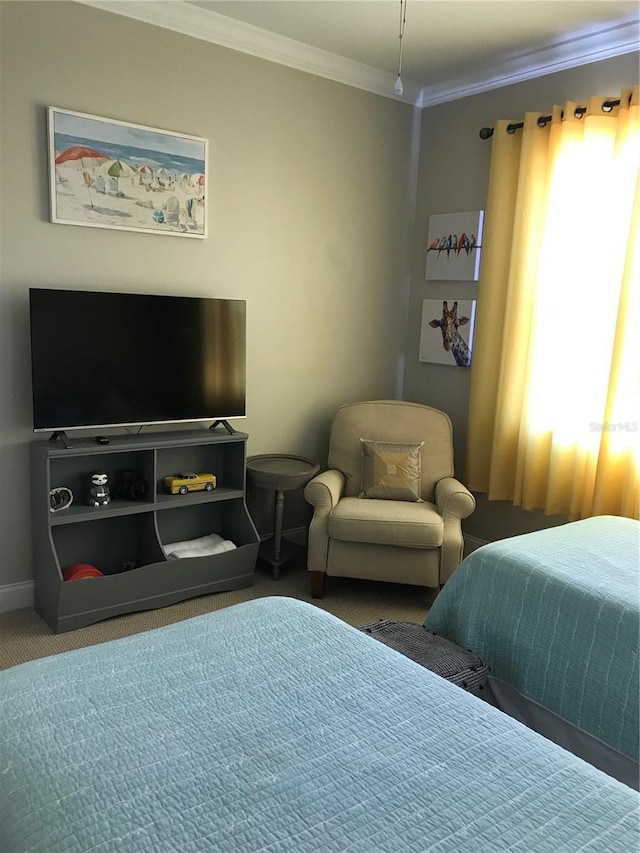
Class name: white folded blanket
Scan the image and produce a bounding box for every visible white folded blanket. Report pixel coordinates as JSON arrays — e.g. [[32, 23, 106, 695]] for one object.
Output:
[[164, 533, 237, 560]]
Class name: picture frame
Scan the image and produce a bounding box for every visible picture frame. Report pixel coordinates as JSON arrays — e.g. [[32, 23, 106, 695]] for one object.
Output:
[[419, 298, 477, 367], [48, 107, 208, 238], [425, 210, 484, 281]]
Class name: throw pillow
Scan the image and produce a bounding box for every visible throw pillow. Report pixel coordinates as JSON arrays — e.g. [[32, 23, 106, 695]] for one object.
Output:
[[360, 439, 424, 501]]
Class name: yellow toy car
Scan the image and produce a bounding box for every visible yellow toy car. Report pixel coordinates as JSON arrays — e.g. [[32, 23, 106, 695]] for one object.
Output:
[[163, 472, 217, 495]]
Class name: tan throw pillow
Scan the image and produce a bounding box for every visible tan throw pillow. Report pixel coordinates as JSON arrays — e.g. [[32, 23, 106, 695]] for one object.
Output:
[[360, 439, 424, 501]]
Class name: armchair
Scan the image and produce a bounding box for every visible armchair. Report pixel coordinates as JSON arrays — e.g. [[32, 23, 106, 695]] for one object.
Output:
[[304, 400, 475, 598]]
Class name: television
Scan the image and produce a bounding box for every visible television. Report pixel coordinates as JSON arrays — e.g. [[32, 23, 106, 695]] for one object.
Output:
[[29, 288, 246, 433]]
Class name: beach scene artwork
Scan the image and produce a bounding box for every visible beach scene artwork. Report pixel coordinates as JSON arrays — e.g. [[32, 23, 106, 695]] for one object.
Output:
[[48, 107, 208, 238]]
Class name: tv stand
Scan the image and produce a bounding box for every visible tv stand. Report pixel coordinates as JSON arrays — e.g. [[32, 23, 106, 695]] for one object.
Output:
[[49, 431, 74, 449], [31, 429, 259, 632], [210, 420, 236, 435]]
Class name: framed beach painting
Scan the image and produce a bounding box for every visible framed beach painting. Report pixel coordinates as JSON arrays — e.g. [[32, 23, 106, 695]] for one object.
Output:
[[425, 210, 484, 281], [419, 298, 477, 367], [48, 107, 208, 238]]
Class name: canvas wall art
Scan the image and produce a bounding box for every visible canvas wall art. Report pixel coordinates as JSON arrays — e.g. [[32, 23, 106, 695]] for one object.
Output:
[[48, 107, 208, 238], [419, 299, 477, 367], [425, 210, 484, 281]]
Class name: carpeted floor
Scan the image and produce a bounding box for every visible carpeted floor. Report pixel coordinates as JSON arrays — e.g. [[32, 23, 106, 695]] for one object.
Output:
[[0, 554, 437, 670]]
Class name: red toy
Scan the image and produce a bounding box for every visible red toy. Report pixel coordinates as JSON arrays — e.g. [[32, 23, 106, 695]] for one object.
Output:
[[63, 563, 105, 582]]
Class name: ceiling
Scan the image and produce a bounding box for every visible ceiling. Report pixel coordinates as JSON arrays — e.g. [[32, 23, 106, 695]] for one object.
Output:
[[85, 1, 639, 105]]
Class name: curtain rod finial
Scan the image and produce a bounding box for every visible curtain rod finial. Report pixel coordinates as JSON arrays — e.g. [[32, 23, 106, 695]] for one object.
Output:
[[479, 127, 494, 140]]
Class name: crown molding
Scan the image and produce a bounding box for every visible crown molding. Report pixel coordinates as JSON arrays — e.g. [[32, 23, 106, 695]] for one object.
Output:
[[419, 18, 639, 107], [80, 1, 638, 109], [79, 0, 422, 105]]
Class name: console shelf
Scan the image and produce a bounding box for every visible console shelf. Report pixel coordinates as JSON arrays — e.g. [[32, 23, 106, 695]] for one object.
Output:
[[31, 429, 259, 632]]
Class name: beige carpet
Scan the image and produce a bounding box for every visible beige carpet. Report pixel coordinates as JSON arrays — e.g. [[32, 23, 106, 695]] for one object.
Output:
[[0, 557, 437, 670]]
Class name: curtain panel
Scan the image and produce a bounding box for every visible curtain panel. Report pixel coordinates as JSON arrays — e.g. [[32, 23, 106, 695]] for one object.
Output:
[[466, 86, 639, 520]]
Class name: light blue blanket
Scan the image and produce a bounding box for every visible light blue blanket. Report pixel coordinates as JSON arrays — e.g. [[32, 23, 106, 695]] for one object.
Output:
[[2, 596, 638, 852], [427, 515, 640, 765]]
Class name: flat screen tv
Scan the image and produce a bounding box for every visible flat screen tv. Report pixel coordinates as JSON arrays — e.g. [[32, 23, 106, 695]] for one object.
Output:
[[29, 288, 246, 433]]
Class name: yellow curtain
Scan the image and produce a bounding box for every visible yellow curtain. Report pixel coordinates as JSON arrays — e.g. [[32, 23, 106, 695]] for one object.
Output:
[[466, 86, 640, 520]]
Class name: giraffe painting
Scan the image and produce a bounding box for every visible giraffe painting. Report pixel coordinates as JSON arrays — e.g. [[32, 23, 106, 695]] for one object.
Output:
[[419, 299, 477, 367]]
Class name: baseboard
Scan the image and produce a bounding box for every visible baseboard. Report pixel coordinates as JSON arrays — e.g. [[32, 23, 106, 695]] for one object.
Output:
[[258, 526, 308, 547], [0, 581, 35, 613], [2, 529, 475, 614], [281, 526, 308, 546], [463, 534, 488, 558]]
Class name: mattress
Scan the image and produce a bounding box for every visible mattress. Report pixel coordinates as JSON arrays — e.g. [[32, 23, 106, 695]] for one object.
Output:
[[1, 595, 639, 852], [427, 515, 640, 784]]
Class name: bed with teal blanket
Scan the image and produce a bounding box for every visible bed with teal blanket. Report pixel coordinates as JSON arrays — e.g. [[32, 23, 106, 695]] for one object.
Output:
[[1, 596, 639, 852], [427, 515, 640, 789]]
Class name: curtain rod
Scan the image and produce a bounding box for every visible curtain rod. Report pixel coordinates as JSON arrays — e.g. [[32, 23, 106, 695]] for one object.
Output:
[[479, 98, 621, 140]]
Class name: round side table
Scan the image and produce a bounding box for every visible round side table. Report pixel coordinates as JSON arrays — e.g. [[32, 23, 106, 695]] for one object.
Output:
[[246, 454, 320, 579]]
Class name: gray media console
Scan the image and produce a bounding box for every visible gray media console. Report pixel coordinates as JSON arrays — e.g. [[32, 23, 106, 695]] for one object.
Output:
[[31, 429, 259, 632]]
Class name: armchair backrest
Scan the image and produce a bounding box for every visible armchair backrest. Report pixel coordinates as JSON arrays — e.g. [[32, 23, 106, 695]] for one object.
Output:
[[328, 400, 454, 502]]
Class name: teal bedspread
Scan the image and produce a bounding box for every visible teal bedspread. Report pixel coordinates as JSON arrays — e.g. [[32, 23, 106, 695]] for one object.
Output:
[[2, 596, 639, 852], [427, 515, 640, 764]]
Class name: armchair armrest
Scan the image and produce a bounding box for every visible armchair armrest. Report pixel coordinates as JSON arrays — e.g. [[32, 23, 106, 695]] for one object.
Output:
[[304, 469, 345, 511], [436, 478, 476, 585], [304, 469, 345, 574], [435, 477, 476, 520]]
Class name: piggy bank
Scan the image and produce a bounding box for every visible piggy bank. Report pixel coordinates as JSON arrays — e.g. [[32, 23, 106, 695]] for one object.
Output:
[[87, 472, 111, 507]]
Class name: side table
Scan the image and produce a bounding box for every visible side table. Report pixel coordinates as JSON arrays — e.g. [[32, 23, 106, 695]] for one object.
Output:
[[246, 454, 320, 579]]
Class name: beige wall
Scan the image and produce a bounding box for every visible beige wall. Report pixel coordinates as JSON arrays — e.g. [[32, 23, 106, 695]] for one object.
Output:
[[0, 1, 420, 586], [403, 51, 640, 542], [1, 3, 636, 591]]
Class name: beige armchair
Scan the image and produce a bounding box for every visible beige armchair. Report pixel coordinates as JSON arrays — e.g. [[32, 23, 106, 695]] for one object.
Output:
[[304, 400, 475, 598]]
